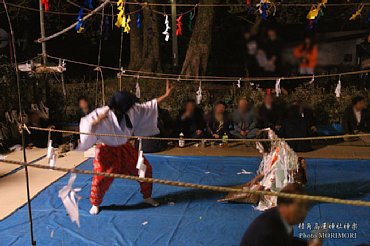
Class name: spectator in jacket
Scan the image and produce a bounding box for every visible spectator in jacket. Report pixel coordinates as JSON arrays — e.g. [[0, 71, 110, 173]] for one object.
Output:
[[342, 96, 369, 134], [294, 36, 318, 75], [78, 96, 93, 119], [231, 98, 259, 139], [206, 101, 232, 139], [27, 110, 61, 148], [280, 105, 312, 152], [240, 183, 321, 246], [258, 94, 283, 132], [176, 99, 206, 138]]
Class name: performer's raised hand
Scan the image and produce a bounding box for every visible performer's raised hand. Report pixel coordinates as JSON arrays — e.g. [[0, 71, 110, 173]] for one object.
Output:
[[165, 79, 173, 97], [157, 79, 173, 104]]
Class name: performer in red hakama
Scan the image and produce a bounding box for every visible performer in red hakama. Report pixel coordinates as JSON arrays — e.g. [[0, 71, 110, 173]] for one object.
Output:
[[77, 81, 172, 215]]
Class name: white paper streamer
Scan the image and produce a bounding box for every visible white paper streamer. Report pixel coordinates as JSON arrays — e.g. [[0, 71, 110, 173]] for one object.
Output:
[[275, 78, 281, 97], [135, 76, 141, 98], [49, 152, 57, 167], [58, 173, 82, 227], [308, 74, 315, 84], [162, 15, 170, 41], [136, 139, 146, 178], [47, 140, 53, 159], [237, 169, 253, 175], [196, 81, 202, 105], [236, 78, 241, 88], [335, 76, 341, 98]]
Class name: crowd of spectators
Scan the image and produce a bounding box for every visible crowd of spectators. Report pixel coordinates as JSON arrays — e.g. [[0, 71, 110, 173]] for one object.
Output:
[[2, 92, 365, 154], [173, 94, 369, 152]]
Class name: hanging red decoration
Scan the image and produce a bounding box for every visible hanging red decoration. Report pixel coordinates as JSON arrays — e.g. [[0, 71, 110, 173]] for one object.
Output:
[[176, 15, 183, 36], [42, 0, 49, 11]]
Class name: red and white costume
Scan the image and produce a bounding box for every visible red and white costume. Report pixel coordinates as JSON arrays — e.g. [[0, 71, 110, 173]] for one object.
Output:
[[77, 99, 159, 207]]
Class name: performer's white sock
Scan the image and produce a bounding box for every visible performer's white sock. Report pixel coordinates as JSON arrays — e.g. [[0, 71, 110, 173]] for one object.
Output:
[[89, 205, 100, 215], [143, 197, 160, 207]]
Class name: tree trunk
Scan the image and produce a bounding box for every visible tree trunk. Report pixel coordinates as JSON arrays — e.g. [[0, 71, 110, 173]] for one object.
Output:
[[128, 5, 143, 70], [140, 5, 162, 72], [181, 0, 217, 77]]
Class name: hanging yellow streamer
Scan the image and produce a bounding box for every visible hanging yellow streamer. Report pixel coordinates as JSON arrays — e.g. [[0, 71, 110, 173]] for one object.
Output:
[[349, 3, 364, 21], [115, 0, 130, 33], [306, 5, 320, 20], [124, 15, 131, 33], [306, 0, 327, 20]]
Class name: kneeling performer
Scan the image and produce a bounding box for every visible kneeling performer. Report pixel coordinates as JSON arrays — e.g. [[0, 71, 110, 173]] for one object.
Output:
[[77, 81, 172, 215]]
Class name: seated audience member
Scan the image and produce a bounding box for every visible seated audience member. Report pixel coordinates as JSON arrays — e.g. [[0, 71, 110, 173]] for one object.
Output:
[[176, 99, 206, 138], [231, 98, 259, 139], [27, 110, 61, 148], [294, 100, 317, 134], [280, 105, 312, 152], [206, 101, 232, 139], [159, 107, 176, 138], [258, 94, 283, 132], [342, 96, 369, 134], [78, 96, 93, 118], [240, 183, 321, 246]]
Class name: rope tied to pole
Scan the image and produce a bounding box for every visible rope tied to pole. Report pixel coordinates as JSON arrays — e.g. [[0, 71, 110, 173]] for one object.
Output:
[[25, 126, 370, 143]]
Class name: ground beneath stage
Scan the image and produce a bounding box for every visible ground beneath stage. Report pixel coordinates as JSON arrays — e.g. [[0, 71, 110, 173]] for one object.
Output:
[[0, 155, 369, 246]]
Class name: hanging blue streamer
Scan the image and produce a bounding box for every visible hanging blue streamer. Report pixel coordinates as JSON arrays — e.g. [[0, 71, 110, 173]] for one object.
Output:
[[136, 12, 142, 29], [261, 3, 269, 20], [76, 8, 85, 33]]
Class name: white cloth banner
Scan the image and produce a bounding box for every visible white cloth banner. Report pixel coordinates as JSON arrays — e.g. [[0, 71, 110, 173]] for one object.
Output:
[[58, 173, 82, 227]]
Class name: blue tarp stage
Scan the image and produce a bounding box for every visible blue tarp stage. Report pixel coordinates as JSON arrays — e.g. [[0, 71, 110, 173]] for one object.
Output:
[[0, 156, 369, 246]]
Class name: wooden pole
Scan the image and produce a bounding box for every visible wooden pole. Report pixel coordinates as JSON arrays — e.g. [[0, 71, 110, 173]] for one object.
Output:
[[39, 0, 47, 65], [171, 0, 178, 67]]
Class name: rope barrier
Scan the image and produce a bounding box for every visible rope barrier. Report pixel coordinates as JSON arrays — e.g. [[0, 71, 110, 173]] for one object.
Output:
[[114, 1, 370, 7], [1, 158, 370, 207], [26, 126, 370, 142], [45, 54, 370, 82]]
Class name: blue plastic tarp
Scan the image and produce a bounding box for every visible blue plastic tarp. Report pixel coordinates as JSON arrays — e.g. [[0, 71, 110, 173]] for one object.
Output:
[[0, 156, 369, 246]]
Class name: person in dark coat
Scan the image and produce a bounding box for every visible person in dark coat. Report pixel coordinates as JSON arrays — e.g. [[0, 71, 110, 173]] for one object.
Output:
[[342, 96, 369, 134], [257, 94, 283, 132], [280, 105, 313, 152], [27, 111, 61, 148], [176, 99, 206, 138], [240, 183, 321, 246]]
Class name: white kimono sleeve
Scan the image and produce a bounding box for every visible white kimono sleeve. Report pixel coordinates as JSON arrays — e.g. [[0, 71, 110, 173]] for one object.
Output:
[[129, 99, 160, 136], [76, 114, 98, 151]]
